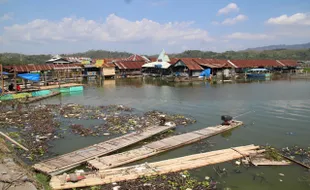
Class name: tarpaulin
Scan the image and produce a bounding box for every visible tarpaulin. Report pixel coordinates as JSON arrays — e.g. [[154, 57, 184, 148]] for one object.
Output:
[[199, 69, 211, 77], [1, 72, 9, 75], [17, 73, 40, 82]]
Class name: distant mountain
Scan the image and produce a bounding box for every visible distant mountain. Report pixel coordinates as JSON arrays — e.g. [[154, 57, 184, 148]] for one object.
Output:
[[245, 42, 310, 51]]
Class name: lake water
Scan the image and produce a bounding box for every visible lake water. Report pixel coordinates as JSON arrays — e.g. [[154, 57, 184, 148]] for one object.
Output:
[[43, 78, 310, 190]]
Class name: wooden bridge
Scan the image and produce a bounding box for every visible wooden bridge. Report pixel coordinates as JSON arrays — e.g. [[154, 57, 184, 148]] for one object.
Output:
[[33, 123, 176, 176], [87, 120, 243, 170]]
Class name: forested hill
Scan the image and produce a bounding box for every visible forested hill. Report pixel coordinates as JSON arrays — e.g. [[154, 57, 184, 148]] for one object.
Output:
[[1, 49, 310, 66], [245, 42, 310, 51]]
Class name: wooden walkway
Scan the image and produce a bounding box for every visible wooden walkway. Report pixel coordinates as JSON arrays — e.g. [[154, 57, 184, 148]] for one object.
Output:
[[50, 144, 264, 189], [87, 120, 243, 170], [33, 123, 176, 176]]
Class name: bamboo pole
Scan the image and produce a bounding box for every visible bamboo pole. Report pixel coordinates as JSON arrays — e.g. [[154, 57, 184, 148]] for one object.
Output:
[[14, 70, 17, 93], [0, 64, 4, 95], [0, 131, 29, 151]]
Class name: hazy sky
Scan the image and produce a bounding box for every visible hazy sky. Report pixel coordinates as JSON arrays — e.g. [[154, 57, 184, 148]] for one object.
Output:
[[0, 0, 310, 54]]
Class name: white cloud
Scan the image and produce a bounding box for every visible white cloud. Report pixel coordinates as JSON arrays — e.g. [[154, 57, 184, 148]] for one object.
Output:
[[267, 13, 310, 25], [222, 14, 247, 25], [0, 12, 13, 21], [225, 32, 273, 40], [217, 3, 239, 15], [1, 14, 213, 45]]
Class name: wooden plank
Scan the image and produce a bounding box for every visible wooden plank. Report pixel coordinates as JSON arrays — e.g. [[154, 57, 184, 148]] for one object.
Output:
[[50, 145, 263, 190], [33, 123, 176, 175], [88, 120, 243, 170]]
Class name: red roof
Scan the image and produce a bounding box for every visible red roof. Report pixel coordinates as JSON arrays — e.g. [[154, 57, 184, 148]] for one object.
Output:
[[4, 64, 54, 72], [277, 60, 298, 67], [176, 58, 204, 70], [229, 60, 282, 68], [126, 54, 149, 62], [193, 58, 231, 68], [114, 61, 145, 70], [169, 58, 179, 65]]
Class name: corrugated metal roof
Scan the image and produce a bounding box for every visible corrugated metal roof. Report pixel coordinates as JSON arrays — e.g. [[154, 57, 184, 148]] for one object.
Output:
[[229, 60, 282, 68], [126, 54, 149, 62], [169, 58, 179, 65], [176, 58, 204, 70], [193, 58, 231, 68], [53, 63, 82, 70], [5, 64, 54, 72], [114, 61, 145, 70], [148, 57, 178, 64], [277, 60, 298, 67]]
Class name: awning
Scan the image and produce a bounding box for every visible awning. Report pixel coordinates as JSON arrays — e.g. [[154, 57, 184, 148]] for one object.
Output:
[[17, 73, 40, 82]]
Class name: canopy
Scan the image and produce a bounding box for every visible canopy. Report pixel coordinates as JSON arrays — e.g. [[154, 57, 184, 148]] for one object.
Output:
[[17, 73, 40, 82], [199, 69, 211, 77], [142, 61, 171, 69]]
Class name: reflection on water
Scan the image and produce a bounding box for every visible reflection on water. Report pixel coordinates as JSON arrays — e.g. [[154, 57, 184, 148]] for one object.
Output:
[[42, 78, 310, 190]]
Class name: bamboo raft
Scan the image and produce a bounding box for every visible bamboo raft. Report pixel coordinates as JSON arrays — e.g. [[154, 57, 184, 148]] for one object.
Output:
[[33, 123, 176, 176], [87, 120, 243, 170], [50, 144, 264, 189]]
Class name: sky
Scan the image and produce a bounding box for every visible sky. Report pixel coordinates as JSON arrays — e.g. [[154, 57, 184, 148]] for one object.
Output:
[[0, 0, 310, 55]]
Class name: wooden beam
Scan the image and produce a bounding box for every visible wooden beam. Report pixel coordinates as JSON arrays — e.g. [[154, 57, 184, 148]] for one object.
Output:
[[0, 131, 29, 151]]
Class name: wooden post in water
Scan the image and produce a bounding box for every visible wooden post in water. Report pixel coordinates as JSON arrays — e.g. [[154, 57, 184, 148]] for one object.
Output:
[[14, 70, 17, 93], [0, 64, 4, 95]]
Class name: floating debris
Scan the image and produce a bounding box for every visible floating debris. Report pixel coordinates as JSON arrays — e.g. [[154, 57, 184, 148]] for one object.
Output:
[[101, 171, 218, 190], [0, 103, 196, 163]]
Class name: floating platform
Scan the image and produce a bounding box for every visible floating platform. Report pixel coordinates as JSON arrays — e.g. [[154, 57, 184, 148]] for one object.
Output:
[[33, 123, 176, 176], [39, 83, 83, 91], [50, 144, 264, 189], [20, 91, 61, 104], [0, 89, 56, 101], [87, 120, 243, 170]]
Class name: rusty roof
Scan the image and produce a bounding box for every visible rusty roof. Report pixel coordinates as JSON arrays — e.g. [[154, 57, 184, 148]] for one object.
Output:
[[4, 64, 54, 72], [193, 58, 231, 68], [229, 60, 282, 68], [169, 58, 179, 65], [53, 63, 82, 70], [176, 58, 204, 70], [126, 54, 149, 62], [114, 61, 145, 70], [277, 60, 298, 67]]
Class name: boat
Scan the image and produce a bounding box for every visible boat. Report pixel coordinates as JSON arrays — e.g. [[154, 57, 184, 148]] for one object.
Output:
[[246, 68, 271, 79]]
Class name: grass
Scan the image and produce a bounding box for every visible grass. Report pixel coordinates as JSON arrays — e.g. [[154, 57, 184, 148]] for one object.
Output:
[[35, 173, 52, 190]]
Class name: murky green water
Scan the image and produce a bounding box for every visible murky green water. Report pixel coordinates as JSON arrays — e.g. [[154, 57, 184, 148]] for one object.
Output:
[[42, 78, 310, 189]]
